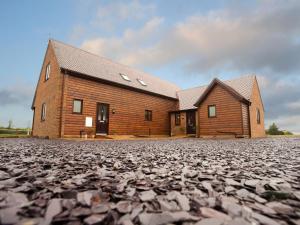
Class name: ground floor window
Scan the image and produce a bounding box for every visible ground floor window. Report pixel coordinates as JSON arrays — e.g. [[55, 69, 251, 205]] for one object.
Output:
[[145, 110, 152, 121], [175, 112, 181, 125], [257, 108, 261, 124], [208, 105, 216, 118], [41, 103, 46, 121], [73, 99, 83, 114]]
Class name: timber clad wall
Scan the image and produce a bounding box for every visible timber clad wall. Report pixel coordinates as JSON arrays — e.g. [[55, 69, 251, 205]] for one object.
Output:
[[198, 84, 244, 137], [32, 45, 63, 138], [32, 41, 266, 139], [241, 103, 250, 136], [249, 78, 265, 137], [62, 75, 178, 137]]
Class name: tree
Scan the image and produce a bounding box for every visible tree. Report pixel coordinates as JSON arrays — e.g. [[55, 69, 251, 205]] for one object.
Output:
[[7, 120, 13, 129], [266, 123, 284, 135]]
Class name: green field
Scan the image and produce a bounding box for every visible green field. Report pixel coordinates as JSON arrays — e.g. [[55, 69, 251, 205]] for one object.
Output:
[[0, 128, 30, 138]]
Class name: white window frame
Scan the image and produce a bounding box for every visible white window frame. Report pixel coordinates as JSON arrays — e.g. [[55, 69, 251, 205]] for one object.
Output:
[[45, 63, 51, 81], [208, 105, 216, 118]]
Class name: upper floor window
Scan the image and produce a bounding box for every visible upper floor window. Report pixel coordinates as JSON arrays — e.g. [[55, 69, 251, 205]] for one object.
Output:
[[145, 110, 152, 121], [73, 99, 83, 114], [120, 73, 130, 81], [137, 78, 147, 86], [175, 112, 181, 125], [45, 63, 51, 81], [257, 108, 261, 124], [41, 103, 46, 121], [208, 105, 216, 118]]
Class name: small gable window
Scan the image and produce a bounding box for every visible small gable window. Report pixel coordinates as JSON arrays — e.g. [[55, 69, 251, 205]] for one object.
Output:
[[175, 112, 181, 126], [120, 73, 130, 81], [137, 78, 147, 86], [145, 110, 152, 121], [41, 103, 46, 121], [45, 63, 51, 81], [257, 108, 261, 124], [73, 99, 83, 114], [208, 105, 216, 118]]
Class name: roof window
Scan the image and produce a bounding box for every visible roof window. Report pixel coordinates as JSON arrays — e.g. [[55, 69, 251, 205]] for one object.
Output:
[[120, 73, 130, 81], [137, 78, 147, 86]]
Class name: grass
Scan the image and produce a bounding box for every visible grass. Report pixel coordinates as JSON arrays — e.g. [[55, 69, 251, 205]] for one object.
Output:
[[0, 128, 30, 138], [267, 134, 300, 138]]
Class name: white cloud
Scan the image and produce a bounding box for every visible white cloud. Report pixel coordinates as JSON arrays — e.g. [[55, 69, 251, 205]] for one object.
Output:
[[81, 17, 165, 65], [80, 1, 300, 74], [91, 0, 155, 31], [287, 101, 300, 110]]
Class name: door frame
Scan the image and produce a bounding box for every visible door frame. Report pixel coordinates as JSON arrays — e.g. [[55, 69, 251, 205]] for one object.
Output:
[[96, 102, 110, 135], [186, 110, 196, 134]]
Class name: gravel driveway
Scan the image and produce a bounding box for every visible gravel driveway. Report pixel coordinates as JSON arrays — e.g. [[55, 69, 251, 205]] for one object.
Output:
[[0, 137, 299, 225]]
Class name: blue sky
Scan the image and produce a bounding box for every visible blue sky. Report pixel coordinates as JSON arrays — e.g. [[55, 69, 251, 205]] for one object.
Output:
[[0, 0, 300, 133]]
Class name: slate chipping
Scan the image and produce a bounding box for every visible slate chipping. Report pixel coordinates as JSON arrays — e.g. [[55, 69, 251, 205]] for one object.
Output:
[[0, 137, 299, 225]]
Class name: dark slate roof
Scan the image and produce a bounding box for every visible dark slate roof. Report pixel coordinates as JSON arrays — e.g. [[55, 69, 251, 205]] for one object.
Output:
[[51, 40, 180, 99]]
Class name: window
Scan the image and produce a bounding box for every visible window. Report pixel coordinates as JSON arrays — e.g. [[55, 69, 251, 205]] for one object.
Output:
[[73, 99, 83, 114], [120, 73, 130, 81], [257, 108, 261, 124], [41, 103, 46, 121], [208, 105, 216, 118], [137, 78, 147, 86], [45, 63, 51, 81], [145, 110, 152, 121], [175, 112, 181, 125]]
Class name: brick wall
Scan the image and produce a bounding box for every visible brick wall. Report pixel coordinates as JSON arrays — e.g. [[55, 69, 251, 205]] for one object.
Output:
[[32, 42, 63, 138], [249, 78, 265, 137]]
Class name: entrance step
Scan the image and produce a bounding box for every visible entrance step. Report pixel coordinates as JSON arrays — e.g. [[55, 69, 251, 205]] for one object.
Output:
[[95, 135, 113, 139]]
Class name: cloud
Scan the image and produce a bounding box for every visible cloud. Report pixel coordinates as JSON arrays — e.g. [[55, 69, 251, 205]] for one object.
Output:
[[80, 1, 300, 75], [0, 85, 33, 106], [78, 0, 300, 133], [258, 75, 300, 133], [81, 17, 165, 65], [268, 115, 300, 134], [91, 0, 155, 31]]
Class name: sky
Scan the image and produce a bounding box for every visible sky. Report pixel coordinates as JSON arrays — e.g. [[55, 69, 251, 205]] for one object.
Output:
[[0, 0, 300, 133]]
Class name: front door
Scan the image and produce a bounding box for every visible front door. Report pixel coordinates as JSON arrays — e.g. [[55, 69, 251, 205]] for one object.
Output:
[[96, 103, 109, 134], [186, 111, 196, 134]]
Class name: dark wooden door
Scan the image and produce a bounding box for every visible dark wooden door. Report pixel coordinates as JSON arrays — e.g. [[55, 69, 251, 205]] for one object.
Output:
[[186, 111, 196, 134], [96, 103, 109, 134]]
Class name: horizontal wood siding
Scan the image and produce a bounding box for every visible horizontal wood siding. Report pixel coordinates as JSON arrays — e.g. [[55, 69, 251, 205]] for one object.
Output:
[[198, 84, 243, 136], [241, 103, 250, 136], [62, 75, 178, 136]]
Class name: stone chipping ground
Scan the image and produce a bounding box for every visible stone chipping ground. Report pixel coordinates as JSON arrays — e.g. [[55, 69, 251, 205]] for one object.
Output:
[[0, 138, 300, 225]]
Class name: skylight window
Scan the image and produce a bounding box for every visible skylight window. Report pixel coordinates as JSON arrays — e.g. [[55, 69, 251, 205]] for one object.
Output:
[[137, 78, 147, 86], [120, 73, 130, 81]]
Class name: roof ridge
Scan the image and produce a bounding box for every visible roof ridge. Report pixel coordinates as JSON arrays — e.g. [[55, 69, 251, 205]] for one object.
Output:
[[223, 74, 256, 82], [178, 75, 255, 93], [50, 39, 181, 90], [178, 84, 207, 93]]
